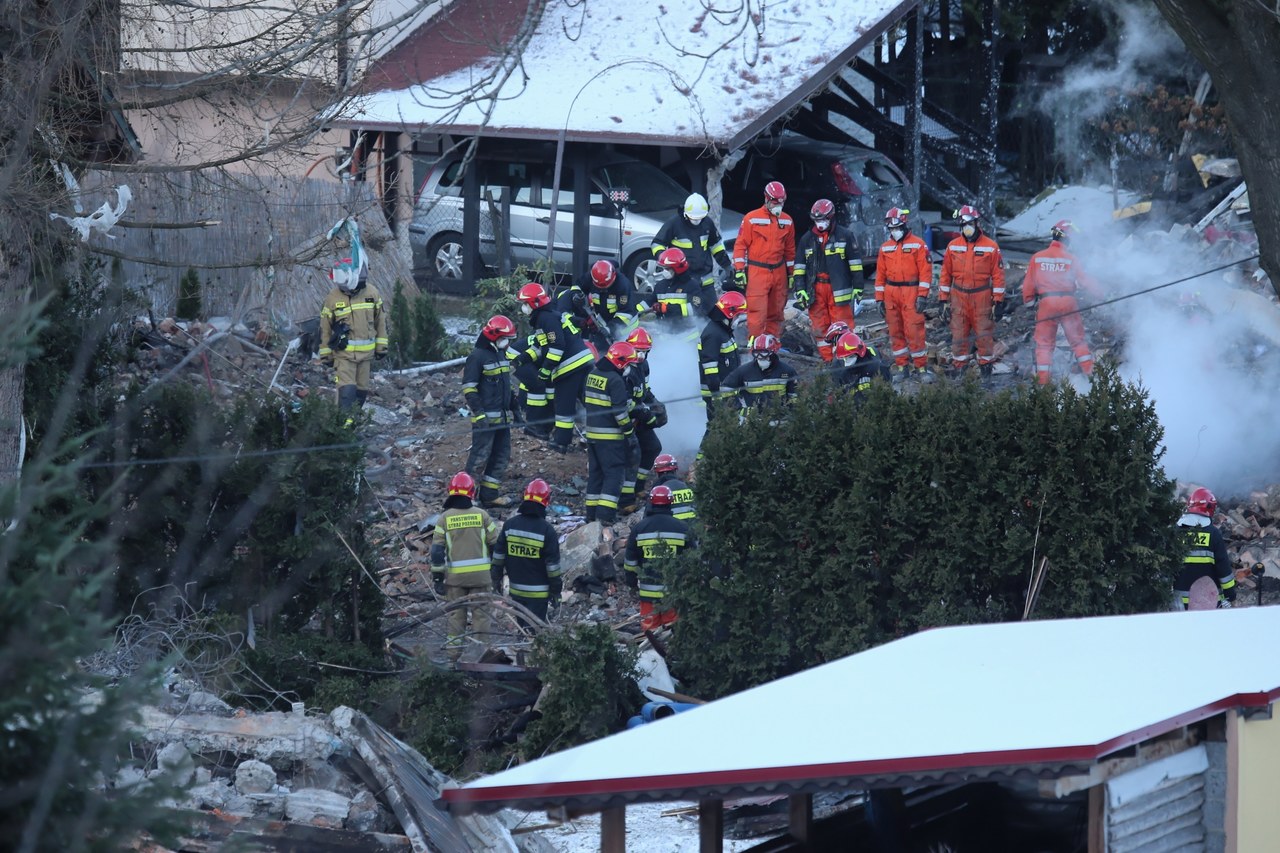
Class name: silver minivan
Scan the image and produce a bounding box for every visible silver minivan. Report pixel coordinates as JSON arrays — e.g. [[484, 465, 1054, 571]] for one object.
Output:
[[410, 152, 740, 292]]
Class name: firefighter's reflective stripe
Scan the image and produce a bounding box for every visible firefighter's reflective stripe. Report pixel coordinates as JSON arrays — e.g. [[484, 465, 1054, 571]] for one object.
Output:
[[552, 347, 593, 379], [510, 582, 549, 598], [743, 379, 789, 395]]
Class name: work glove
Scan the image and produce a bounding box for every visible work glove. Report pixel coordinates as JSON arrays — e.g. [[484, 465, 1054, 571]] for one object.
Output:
[[625, 569, 639, 590], [851, 288, 863, 301], [537, 367, 553, 383], [691, 296, 701, 308], [375, 351, 386, 361], [875, 301, 886, 318], [320, 356, 334, 368], [992, 301, 1006, 321], [432, 573, 446, 597], [793, 289, 812, 310], [939, 302, 951, 323], [915, 296, 927, 315], [470, 412, 487, 425], [732, 269, 748, 291]]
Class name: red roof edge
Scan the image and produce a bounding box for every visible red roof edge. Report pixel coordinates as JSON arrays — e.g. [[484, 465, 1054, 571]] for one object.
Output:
[[443, 685, 1280, 813]]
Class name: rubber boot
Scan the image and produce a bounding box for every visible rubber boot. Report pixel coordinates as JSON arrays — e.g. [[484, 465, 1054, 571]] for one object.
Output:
[[356, 389, 369, 407], [338, 384, 360, 428]]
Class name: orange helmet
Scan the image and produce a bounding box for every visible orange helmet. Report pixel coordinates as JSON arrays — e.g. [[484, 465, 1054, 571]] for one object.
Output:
[[649, 485, 674, 507], [653, 453, 678, 474], [523, 478, 551, 507], [448, 471, 477, 499], [824, 320, 852, 344], [517, 282, 550, 309], [1186, 487, 1217, 518], [715, 290, 747, 319], [481, 315, 517, 342], [590, 259, 617, 289], [625, 327, 653, 353], [604, 341, 638, 370], [834, 331, 868, 360], [764, 181, 787, 204], [656, 247, 689, 276]]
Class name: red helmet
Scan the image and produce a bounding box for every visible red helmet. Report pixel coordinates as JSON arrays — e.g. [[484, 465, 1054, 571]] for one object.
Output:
[[885, 207, 910, 228], [523, 478, 551, 507], [649, 485, 674, 507], [604, 341, 637, 369], [811, 198, 836, 220], [1051, 220, 1077, 241], [956, 205, 981, 223], [1186, 487, 1217, 518], [823, 320, 852, 344], [481, 314, 517, 342], [625, 327, 653, 352], [834, 331, 868, 360], [764, 181, 787, 204], [517, 282, 550, 309], [750, 333, 781, 356], [590, 259, 617, 289], [715, 290, 747, 319], [656, 247, 689, 275], [447, 471, 477, 499], [652, 453, 678, 474]]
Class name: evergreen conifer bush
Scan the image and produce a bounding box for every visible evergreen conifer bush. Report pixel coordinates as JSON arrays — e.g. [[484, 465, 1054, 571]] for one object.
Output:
[[668, 365, 1182, 698]]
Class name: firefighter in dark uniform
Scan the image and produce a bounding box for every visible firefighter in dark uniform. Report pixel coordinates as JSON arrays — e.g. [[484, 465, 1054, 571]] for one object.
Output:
[[653, 248, 717, 321], [584, 341, 638, 524], [792, 198, 865, 363], [559, 260, 649, 348], [651, 193, 734, 292], [513, 333, 551, 439], [491, 478, 562, 623], [1175, 487, 1236, 609], [833, 331, 890, 401], [697, 291, 748, 421], [721, 333, 798, 409], [651, 453, 696, 522], [461, 315, 519, 507], [624, 485, 696, 631], [620, 327, 666, 513], [513, 282, 595, 452]]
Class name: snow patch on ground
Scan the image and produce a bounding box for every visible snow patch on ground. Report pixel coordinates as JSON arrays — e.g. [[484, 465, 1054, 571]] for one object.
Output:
[[1001, 185, 1139, 239], [520, 803, 764, 852]]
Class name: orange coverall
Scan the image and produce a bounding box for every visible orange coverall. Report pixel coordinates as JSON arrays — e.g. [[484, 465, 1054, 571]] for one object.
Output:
[[874, 231, 933, 368], [1022, 240, 1102, 385], [734, 205, 796, 339], [939, 234, 1005, 368]]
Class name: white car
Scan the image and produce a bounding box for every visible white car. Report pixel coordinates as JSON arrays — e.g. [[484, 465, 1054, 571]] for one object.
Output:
[[410, 151, 740, 293]]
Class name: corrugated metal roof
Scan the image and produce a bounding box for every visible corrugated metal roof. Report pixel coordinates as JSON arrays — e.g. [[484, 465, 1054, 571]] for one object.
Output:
[[444, 609, 1280, 814], [336, 0, 918, 149]]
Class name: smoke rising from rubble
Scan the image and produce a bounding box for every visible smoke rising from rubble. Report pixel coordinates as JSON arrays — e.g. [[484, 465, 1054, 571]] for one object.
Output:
[[646, 321, 708, 467], [1063, 211, 1275, 497], [1039, 0, 1186, 176]]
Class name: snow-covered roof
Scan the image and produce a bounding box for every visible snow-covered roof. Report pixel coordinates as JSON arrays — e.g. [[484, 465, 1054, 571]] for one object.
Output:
[[336, 0, 917, 148], [444, 608, 1280, 814]]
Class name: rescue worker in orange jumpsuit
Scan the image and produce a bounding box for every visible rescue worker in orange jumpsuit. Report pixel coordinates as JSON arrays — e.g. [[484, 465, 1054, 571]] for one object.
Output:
[[874, 208, 934, 382], [793, 198, 864, 362], [938, 205, 1006, 377], [733, 181, 795, 340], [1022, 220, 1103, 385]]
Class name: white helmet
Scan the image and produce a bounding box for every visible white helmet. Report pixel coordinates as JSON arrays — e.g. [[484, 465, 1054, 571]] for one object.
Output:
[[683, 193, 709, 225]]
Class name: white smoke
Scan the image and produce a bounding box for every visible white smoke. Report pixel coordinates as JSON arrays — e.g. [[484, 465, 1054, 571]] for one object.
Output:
[[1061, 207, 1275, 496], [645, 320, 715, 466], [1039, 1, 1187, 176]]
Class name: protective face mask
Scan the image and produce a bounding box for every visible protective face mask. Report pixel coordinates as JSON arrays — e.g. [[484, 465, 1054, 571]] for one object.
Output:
[[755, 356, 772, 370], [623, 365, 634, 378], [686, 214, 706, 225], [521, 304, 533, 316], [962, 224, 978, 240], [655, 267, 674, 281], [634, 350, 647, 362], [814, 220, 830, 232], [890, 228, 906, 241], [843, 356, 858, 367], [767, 203, 783, 216], [732, 315, 747, 329], [496, 338, 511, 351]]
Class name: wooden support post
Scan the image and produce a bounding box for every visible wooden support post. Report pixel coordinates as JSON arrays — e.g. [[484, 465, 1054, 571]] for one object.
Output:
[[461, 142, 481, 286], [906, 3, 924, 206], [699, 800, 724, 853], [572, 143, 591, 282], [1087, 785, 1104, 853], [601, 805, 626, 853], [789, 793, 812, 843]]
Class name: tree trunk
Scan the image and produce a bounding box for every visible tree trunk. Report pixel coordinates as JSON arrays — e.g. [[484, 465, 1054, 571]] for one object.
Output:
[[1153, 0, 1280, 295], [0, 225, 29, 490]]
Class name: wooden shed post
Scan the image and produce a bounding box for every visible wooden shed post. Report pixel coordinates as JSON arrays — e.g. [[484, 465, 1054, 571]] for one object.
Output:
[[699, 799, 724, 853], [601, 805, 626, 853]]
